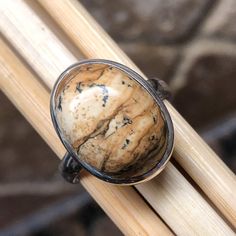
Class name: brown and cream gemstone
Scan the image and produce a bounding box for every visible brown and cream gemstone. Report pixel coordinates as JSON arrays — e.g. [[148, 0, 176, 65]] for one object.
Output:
[[55, 63, 167, 178]]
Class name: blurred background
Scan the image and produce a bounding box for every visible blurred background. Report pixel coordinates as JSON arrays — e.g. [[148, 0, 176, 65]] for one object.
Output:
[[0, 0, 236, 235]]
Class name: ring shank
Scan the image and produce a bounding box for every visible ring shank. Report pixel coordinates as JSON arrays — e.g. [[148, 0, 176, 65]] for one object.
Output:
[[59, 152, 82, 184]]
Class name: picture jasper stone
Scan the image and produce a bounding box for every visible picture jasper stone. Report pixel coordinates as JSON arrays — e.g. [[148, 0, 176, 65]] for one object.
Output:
[[54, 63, 168, 179]]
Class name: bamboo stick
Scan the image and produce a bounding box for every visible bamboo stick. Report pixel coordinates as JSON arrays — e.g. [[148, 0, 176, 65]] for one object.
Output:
[[0, 38, 172, 236], [37, 0, 236, 226], [0, 0, 235, 234], [0, 35, 234, 236]]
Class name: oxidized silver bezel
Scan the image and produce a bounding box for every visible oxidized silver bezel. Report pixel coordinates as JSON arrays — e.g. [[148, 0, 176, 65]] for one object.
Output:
[[50, 59, 174, 185]]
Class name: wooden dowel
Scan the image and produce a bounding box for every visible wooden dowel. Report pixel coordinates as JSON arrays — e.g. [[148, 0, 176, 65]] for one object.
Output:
[[0, 38, 172, 236], [0, 35, 234, 236], [137, 164, 234, 235], [0, 1, 77, 89], [37, 0, 236, 226]]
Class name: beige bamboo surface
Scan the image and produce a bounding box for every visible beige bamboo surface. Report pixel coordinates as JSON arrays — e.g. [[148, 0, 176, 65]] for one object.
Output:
[[0, 0, 235, 234], [37, 0, 236, 226]]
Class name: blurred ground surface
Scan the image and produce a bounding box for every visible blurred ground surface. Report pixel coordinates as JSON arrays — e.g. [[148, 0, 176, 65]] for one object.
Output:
[[1, 0, 236, 235]]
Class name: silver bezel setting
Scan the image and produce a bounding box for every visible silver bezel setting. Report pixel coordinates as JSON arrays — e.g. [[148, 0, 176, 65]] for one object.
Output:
[[50, 59, 174, 185]]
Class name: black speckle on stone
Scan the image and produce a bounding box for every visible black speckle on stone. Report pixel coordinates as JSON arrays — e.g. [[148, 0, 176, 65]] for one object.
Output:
[[127, 84, 132, 87], [89, 83, 109, 107], [122, 139, 130, 149], [149, 135, 155, 141], [98, 84, 108, 94], [123, 116, 132, 125], [109, 66, 113, 70], [153, 116, 157, 124], [98, 84, 109, 107], [102, 95, 109, 107], [58, 95, 62, 111], [88, 83, 95, 88], [89, 83, 107, 92], [76, 82, 83, 93], [122, 81, 125, 85]]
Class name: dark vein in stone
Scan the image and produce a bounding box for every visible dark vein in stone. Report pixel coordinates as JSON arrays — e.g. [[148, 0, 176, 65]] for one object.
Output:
[[76, 82, 83, 93], [121, 139, 130, 149], [58, 95, 62, 111], [123, 115, 132, 125], [117, 126, 166, 176]]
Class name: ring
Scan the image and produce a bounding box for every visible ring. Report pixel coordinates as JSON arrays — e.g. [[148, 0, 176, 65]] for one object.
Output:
[[50, 59, 174, 185]]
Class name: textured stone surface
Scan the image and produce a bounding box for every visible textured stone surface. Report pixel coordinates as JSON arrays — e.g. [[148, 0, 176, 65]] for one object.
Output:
[[54, 63, 168, 178], [80, 0, 214, 43], [203, 0, 236, 40]]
